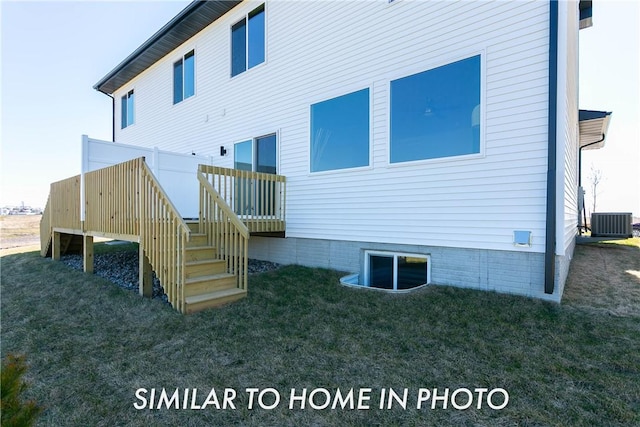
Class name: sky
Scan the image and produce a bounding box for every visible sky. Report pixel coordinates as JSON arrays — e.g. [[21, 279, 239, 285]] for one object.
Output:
[[1, 0, 639, 218]]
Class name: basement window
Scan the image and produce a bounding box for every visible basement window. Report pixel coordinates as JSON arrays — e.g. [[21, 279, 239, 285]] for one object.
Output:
[[365, 251, 430, 290]]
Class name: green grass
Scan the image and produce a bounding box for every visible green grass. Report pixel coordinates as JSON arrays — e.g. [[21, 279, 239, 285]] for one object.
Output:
[[1, 246, 639, 426], [597, 236, 640, 247]]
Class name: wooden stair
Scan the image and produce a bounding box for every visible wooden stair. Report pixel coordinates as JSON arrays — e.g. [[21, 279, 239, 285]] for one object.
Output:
[[182, 222, 246, 314]]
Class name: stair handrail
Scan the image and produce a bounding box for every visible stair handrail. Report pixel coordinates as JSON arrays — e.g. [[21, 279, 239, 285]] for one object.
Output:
[[140, 159, 191, 236], [137, 157, 191, 312], [197, 171, 249, 238], [197, 168, 249, 291], [198, 164, 287, 233], [83, 157, 192, 312]]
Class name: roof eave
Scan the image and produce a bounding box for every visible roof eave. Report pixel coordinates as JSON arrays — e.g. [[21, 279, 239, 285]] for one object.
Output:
[[579, 110, 612, 150], [94, 0, 241, 95]]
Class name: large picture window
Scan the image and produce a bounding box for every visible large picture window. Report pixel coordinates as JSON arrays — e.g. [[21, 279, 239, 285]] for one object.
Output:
[[390, 55, 481, 163], [120, 90, 134, 129], [173, 50, 195, 104], [231, 4, 265, 77], [310, 88, 370, 173]]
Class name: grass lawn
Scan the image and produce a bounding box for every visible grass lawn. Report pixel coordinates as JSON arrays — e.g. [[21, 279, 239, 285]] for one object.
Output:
[[1, 242, 639, 426], [0, 215, 42, 249]]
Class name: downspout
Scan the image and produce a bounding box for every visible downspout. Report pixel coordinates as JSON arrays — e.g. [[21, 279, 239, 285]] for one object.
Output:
[[96, 91, 116, 142], [578, 134, 605, 187], [544, 0, 559, 295], [577, 134, 605, 234], [107, 93, 115, 142]]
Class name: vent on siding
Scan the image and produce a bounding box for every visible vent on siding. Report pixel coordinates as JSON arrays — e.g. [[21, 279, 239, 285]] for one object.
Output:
[[590, 213, 633, 238]]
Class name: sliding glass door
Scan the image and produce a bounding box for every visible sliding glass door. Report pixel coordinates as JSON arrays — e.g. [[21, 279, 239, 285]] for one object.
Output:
[[233, 134, 277, 217]]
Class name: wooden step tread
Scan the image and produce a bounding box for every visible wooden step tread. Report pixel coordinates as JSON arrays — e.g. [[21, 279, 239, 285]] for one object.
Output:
[[186, 259, 225, 267], [185, 272, 235, 285], [185, 245, 215, 251], [185, 288, 246, 305]]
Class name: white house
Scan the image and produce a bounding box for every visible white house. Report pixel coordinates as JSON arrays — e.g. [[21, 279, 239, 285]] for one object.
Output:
[[91, 0, 611, 302]]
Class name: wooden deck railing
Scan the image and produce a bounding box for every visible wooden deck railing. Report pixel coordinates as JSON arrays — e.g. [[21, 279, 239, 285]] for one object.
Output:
[[139, 159, 191, 312], [84, 159, 141, 238], [40, 157, 287, 313], [198, 168, 249, 291], [198, 165, 286, 233], [50, 175, 82, 232], [84, 157, 191, 312], [39, 196, 51, 257]]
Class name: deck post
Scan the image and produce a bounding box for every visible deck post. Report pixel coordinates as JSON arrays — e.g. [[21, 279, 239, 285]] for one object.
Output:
[[139, 246, 153, 297], [52, 231, 61, 261], [83, 235, 94, 273]]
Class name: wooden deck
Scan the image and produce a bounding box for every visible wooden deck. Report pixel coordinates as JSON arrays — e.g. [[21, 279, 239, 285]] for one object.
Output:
[[40, 157, 286, 314]]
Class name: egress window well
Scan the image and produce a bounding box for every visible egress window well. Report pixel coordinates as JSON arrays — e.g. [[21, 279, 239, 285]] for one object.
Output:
[[341, 252, 431, 292]]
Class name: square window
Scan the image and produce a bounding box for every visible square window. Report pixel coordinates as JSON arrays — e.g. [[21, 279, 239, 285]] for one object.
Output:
[[310, 88, 370, 172], [390, 55, 481, 163], [174, 50, 195, 104], [231, 4, 265, 77]]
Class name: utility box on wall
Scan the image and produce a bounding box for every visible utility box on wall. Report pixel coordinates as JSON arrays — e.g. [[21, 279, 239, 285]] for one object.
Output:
[[591, 213, 633, 238]]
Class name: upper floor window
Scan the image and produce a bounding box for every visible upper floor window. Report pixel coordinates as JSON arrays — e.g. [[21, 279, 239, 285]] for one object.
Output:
[[390, 55, 481, 163], [310, 88, 370, 173], [173, 50, 195, 104], [231, 4, 265, 77], [121, 90, 134, 128]]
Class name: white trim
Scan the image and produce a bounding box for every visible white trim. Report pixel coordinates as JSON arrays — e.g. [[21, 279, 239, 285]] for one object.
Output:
[[172, 48, 197, 106], [229, 2, 267, 79], [385, 51, 487, 167], [555, 0, 570, 257], [120, 88, 136, 129], [307, 84, 374, 176], [233, 130, 279, 174]]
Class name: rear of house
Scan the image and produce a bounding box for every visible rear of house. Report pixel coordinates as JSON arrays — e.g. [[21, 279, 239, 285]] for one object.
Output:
[[90, 0, 606, 303]]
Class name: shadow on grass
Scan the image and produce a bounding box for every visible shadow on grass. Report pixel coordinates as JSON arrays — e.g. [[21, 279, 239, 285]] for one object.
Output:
[[563, 238, 640, 317], [1, 246, 639, 426]]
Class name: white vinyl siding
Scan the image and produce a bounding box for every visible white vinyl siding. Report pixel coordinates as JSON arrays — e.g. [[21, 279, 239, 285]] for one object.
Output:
[[558, 0, 580, 256], [113, 0, 551, 253]]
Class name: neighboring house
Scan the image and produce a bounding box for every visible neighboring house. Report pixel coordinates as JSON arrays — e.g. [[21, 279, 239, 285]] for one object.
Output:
[[86, 0, 611, 304]]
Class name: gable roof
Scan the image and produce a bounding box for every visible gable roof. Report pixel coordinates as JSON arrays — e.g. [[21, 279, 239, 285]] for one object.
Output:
[[94, 0, 241, 95]]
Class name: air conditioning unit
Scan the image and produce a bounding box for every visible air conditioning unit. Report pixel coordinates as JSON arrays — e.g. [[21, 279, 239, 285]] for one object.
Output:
[[590, 213, 633, 238]]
